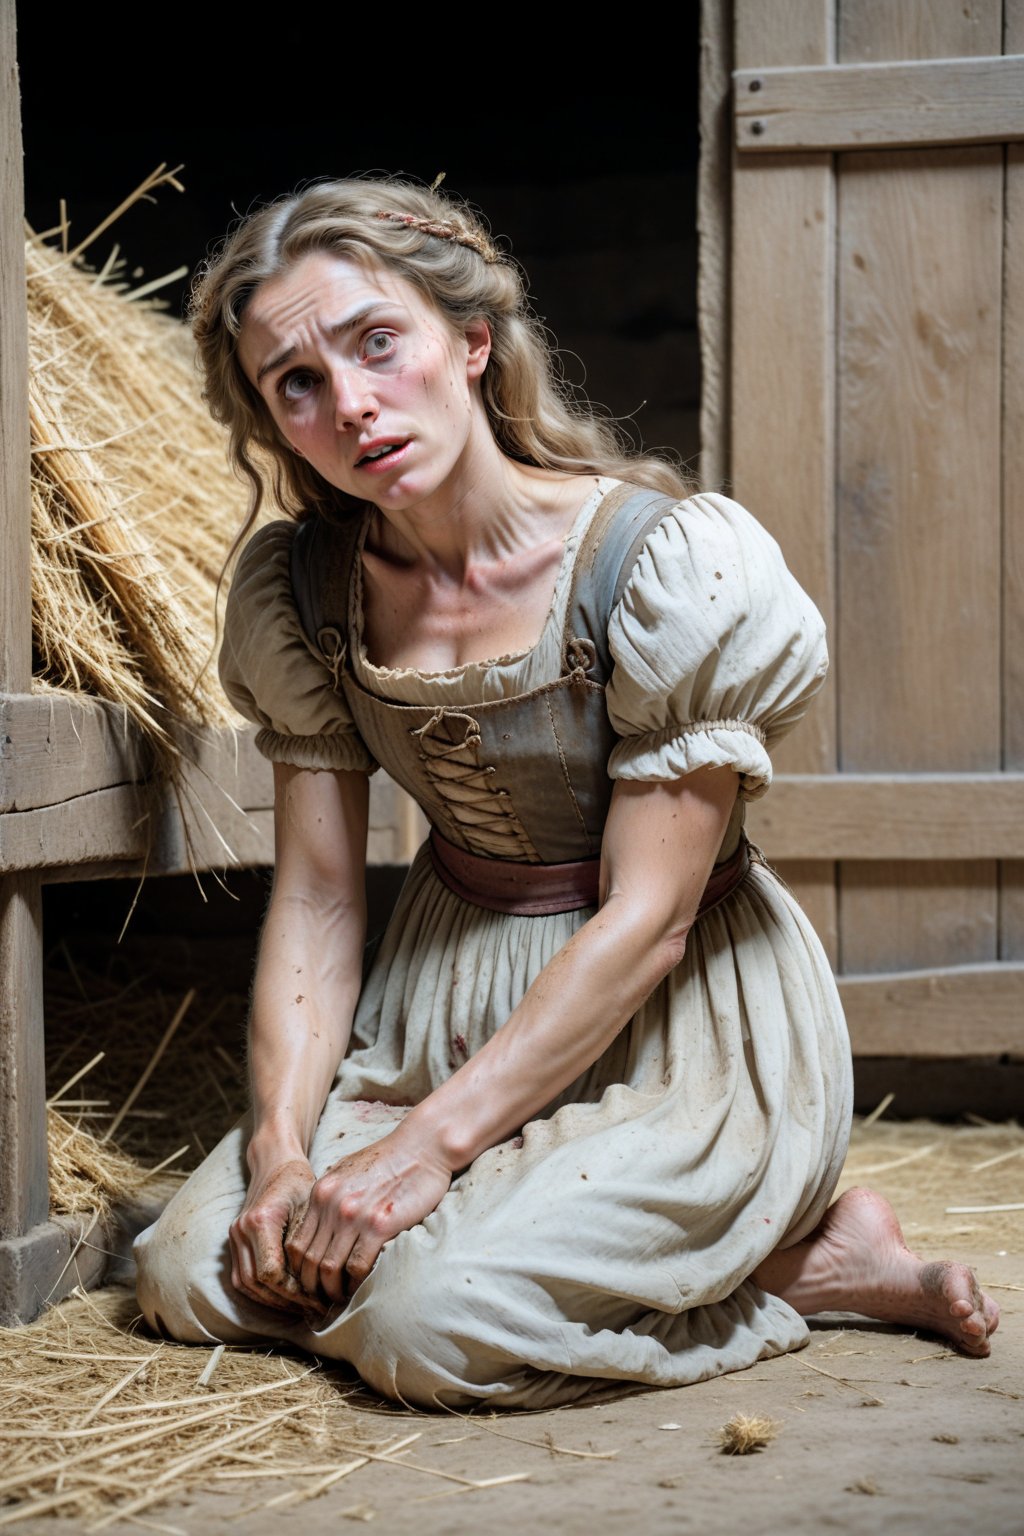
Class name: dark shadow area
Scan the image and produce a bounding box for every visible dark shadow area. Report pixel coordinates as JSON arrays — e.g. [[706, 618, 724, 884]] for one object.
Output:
[[853, 1057, 1024, 1121], [43, 864, 409, 994], [15, 15, 703, 463]]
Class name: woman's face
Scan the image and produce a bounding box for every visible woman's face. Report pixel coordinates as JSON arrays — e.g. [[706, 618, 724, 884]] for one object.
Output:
[[238, 251, 492, 513]]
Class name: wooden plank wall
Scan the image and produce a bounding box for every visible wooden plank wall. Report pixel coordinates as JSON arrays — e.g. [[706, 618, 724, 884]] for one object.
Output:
[[836, 0, 1002, 977], [725, 0, 1024, 1062]]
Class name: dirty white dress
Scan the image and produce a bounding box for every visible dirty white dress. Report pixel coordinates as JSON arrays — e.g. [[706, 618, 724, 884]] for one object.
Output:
[[134, 480, 853, 1409]]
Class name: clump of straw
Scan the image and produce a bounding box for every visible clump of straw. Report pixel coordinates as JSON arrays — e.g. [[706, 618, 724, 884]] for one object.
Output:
[[716, 1413, 781, 1455], [47, 1107, 156, 1228]]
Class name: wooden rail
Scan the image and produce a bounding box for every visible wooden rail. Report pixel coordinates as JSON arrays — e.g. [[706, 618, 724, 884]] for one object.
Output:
[[735, 54, 1024, 152], [745, 774, 1024, 859]]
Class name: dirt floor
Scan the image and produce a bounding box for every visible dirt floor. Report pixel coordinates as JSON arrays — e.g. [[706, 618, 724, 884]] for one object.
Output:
[[5, 1147, 1022, 1536], [182, 1274, 1024, 1536], [5, 1251, 1021, 1536]]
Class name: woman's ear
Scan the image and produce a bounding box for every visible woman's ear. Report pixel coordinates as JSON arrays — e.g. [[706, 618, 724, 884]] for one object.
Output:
[[464, 318, 492, 381]]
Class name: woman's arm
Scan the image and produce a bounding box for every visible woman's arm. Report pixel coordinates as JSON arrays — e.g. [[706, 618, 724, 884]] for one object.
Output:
[[228, 760, 369, 1315], [285, 764, 739, 1302]]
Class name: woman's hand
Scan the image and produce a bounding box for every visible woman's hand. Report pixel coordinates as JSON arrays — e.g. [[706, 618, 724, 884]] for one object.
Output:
[[229, 1157, 327, 1319], [284, 1130, 453, 1304]]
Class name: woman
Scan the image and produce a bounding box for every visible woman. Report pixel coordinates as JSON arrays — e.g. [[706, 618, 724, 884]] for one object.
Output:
[[134, 178, 997, 1407]]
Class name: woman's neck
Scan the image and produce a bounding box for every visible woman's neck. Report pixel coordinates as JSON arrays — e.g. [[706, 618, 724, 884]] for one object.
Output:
[[358, 439, 603, 673], [368, 430, 588, 581]]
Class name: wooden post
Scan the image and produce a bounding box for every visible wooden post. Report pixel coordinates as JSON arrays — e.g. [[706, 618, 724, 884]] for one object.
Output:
[[0, 0, 48, 1244], [0, 0, 101, 1325], [698, 0, 732, 491], [0, 875, 46, 1242], [1002, 0, 1024, 960]]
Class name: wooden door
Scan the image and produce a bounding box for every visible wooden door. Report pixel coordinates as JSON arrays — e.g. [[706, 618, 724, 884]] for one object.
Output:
[[701, 0, 1024, 1068]]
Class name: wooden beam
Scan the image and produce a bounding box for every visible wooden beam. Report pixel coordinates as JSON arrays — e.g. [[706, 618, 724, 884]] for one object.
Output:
[[735, 55, 1024, 152], [0, 693, 150, 812], [0, 696, 273, 813], [0, 784, 149, 871], [0, 699, 433, 874], [746, 774, 1024, 858], [841, 963, 1024, 1058], [0, 714, 276, 874], [0, 778, 277, 875], [6, 757, 1024, 870], [0, 703, 277, 873], [0, 1215, 109, 1326]]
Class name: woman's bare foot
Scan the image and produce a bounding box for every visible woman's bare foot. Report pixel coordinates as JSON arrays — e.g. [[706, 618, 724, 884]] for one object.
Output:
[[753, 1187, 999, 1357]]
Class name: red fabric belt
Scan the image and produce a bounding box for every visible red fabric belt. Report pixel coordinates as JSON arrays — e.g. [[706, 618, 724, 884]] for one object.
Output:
[[428, 828, 751, 918]]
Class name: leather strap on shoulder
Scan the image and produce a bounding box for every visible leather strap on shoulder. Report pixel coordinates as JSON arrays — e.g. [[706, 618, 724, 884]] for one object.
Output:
[[564, 482, 678, 681], [289, 513, 363, 655]]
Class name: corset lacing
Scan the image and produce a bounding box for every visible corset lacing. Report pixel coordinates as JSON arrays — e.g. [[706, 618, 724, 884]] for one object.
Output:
[[411, 710, 539, 861]]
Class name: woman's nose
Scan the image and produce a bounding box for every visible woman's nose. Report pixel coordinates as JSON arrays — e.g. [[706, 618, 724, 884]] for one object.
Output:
[[331, 365, 377, 427]]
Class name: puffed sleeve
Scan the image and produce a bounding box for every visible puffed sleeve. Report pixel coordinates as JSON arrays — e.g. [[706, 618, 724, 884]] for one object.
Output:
[[605, 492, 827, 799], [218, 520, 378, 773]]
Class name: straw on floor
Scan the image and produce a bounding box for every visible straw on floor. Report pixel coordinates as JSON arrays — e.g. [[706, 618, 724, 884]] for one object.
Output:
[[0, 1285, 461, 1530]]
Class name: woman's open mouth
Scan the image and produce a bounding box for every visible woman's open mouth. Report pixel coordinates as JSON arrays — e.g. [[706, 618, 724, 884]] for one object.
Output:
[[355, 439, 411, 473]]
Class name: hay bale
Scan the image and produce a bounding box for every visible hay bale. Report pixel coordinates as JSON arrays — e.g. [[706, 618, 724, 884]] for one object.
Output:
[[26, 171, 254, 775]]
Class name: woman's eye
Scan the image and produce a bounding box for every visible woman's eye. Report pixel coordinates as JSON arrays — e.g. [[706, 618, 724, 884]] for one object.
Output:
[[364, 331, 395, 359], [281, 370, 317, 402]]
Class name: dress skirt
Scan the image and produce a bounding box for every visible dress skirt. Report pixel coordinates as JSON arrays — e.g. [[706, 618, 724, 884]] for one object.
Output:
[[134, 845, 853, 1409]]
